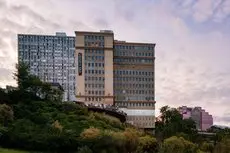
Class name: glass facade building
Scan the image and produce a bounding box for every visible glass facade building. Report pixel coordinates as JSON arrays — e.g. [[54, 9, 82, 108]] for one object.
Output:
[[18, 32, 76, 101], [114, 40, 155, 129]]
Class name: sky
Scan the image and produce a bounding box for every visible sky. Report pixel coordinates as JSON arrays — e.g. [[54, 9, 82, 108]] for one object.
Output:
[[0, 0, 230, 126]]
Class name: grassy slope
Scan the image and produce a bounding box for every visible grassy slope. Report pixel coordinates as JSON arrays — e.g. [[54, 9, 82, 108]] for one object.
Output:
[[0, 148, 29, 153]]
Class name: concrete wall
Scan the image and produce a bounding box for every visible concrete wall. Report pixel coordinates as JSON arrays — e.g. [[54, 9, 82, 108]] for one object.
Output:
[[104, 50, 114, 104], [75, 35, 85, 102]]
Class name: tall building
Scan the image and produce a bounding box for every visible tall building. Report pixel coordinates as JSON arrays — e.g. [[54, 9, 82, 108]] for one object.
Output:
[[74, 30, 156, 130], [75, 30, 114, 105], [113, 40, 155, 129], [178, 106, 213, 131], [18, 32, 76, 101]]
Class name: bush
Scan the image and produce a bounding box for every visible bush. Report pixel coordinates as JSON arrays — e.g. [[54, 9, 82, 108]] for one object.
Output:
[[160, 136, 199, 153], [137, 135, 158, 153], [213, 138, 230, 153]]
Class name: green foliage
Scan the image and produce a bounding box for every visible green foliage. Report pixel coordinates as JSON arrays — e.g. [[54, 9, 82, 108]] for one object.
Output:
[[0, 148, 29, 153], [200, 142, 214, 153], [0, 88, 9, 104], [156, 106, 197, 141], [213, 138, 230, 153], [77, 146, 93, 153], [137, 135, 158, 153], [160, 136, 199, 153], [12, 62, 63, 103]]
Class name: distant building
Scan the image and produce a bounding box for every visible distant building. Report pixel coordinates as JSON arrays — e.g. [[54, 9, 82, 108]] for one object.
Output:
[[18, 32, 76, 101], [178, 106, 213, 131]]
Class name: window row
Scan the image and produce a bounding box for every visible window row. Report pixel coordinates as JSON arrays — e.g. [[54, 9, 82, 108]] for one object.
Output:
[[129, 116, 154, 121], [114, 51, 154, 57], [114, 77, 154, 82], [85, 84, 105, 88], [19, 45, 75, 49], [114, 45, 154, 50], [85, 35, 104, 40], [114, 83, 154, 88], [114, 58, 153, 64], [86, 90, 105, 95], [114, 70, 154, 76], [84, 42, 104, 47], [85, 62, 105, 68], [85, 49, 104, 54], [115, 90, 154, 95], [85, 97, 103, 102], [115, 102, 155, 107], [85, 76, 105, 81], [85, 69, 105, 75], [115, 96, 154, 101], [85, 55, 105, 61]]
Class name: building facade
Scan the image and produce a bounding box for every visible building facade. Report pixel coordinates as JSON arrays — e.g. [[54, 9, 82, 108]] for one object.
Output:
[[18, 32, 76, 101], [178, 106, 213, 131], [113, 40, 155, 129], [74, 30, 156, 129], [75, 30, 114, 105]]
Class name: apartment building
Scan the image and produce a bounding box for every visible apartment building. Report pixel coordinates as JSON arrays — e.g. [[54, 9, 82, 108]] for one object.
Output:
[[18, 32, 76, 101]]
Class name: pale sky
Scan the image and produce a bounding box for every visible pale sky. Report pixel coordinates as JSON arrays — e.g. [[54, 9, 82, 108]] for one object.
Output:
[[0, 0, 230, 126]]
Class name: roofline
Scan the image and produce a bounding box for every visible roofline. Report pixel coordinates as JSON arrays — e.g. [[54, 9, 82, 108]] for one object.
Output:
[[17, 33, 75, 38], [75, 30, 114, 36], [114, 40, 155, 46]]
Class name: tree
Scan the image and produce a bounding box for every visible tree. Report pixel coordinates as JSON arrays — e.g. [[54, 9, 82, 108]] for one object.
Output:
[[13, 62, 63, 102], [156, 106, 197, 141], [14, 62, 30, 91], [0, 104, 14, 127], [0, 88, 9, 104]]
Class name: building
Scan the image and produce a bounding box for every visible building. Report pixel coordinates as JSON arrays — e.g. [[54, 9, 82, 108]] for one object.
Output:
[[178, 106, 192, 119], [178, 106, 213, 131], [113, 40, 155, 129], [75, 30, 114, 105], [18, 32, 76, 101], [74, 30, 156, 130]]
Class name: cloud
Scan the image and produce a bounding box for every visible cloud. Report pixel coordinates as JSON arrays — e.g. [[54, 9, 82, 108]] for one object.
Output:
[[192, 0, 214, 22]]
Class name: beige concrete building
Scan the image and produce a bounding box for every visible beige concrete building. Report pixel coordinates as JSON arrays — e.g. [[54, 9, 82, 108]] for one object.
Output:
[[75, 30, 155, 130], [75, 30, 114, 105]]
